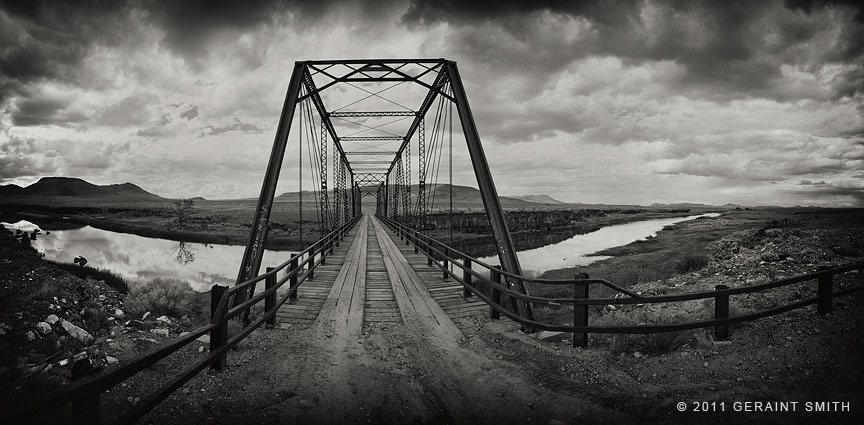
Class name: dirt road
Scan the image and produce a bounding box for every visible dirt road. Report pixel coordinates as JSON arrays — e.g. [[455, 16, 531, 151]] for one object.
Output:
[[130, 215, 634, 424]]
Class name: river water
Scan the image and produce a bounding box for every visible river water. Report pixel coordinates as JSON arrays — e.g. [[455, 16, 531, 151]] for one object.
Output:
[[477, 213, 720, 277], [1, 219, 297, 292], [3, 213, 719, 291]]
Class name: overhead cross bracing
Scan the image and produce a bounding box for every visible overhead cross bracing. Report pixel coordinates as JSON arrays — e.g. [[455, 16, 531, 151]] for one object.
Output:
[[234, 58, 535, 324]]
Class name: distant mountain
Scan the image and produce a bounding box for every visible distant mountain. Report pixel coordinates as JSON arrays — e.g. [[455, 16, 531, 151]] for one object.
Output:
[[0, 177, 161, 199], [506, 194, 564, 204], [650, 202, 738, 209], [0, 183, 24, 198]]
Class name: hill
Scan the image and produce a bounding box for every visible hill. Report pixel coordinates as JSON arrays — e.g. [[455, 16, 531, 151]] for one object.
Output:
[[506, 194, 564, 204], [0, 177, 161, 199]]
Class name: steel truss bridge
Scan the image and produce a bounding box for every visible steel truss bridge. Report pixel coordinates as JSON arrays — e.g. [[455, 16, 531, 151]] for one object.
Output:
[[14, 59, 864, 424]]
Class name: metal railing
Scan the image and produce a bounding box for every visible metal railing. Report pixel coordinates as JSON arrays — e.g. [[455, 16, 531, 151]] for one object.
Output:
[[377, 214, 864, 346], [12, 215, 361, 425]]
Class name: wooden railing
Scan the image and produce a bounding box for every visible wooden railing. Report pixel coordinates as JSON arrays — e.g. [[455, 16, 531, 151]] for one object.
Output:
[[12, 215, 361, 425], [378, 214, 864, 346]]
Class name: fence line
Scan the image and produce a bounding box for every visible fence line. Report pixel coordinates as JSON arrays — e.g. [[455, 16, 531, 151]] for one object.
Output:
[[12, 215, 362, 425], [377, 214, 864, 347]]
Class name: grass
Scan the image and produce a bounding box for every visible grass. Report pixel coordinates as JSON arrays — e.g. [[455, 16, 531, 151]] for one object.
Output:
[[124, 278, 203, 320], [591, 311, 693, 355], [45, 260, 129, 294], [674, 253, 710, 274]]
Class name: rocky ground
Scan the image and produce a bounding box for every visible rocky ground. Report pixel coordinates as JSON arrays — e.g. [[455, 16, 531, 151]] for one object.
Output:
[[0, 227, 207, 415], [2, 209, 863, 424]]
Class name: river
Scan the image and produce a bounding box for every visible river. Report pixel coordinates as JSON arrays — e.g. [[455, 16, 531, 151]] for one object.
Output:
[[1, 219, 298, 292], [476, 213, 721, 277], [3, 213, 719, 291]]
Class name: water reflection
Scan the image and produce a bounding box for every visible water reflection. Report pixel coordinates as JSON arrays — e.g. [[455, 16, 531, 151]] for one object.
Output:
[[477, 213, 720, 277], [2, 220, 296, 292], [173, 242, 196, 265]]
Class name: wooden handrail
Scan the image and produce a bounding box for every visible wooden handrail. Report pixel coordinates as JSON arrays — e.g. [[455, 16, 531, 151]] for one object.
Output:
[[376, 213, 864, 335]]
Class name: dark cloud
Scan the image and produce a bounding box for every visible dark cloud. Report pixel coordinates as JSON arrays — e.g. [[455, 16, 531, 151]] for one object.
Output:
[[142, 0, 282, 69], [200, 118, 264, 136], [404, 0, 864, 102], [180, 105, 199, 121], [0, 0, 132, 102], [11, 88, 89, 126], [798, 180, 828, 185]]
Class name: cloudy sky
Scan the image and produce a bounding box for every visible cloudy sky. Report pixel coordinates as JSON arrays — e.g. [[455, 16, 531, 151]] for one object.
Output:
[[1, 0, 863, 207]]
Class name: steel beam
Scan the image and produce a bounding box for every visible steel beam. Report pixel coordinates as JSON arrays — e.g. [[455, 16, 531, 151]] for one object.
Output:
[[341, 136, 404, 142], [234, 61, 305, 307], [387, 68, 448, 174], [344, 151, 398, 155], [329, 111, 417, 117], [444, 61, 534, 323]]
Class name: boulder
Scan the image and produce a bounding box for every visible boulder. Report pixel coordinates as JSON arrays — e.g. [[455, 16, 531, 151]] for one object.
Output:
[[60, 319, 94, 344], [35, 322, 52, 334]]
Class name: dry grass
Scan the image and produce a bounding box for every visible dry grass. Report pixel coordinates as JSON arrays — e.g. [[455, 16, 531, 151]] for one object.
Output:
[[124, 278, 200, 320]]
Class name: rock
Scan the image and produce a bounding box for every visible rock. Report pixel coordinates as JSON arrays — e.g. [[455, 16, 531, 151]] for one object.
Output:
[[151, 328, 170, 337], [533, 331, 570, 342], [114, 309, 125, 319], [156, 315, 172, 325], [141, 311, 151, 321], [73, 351, 88, 362], [196, 334, 210, 344], [26, 331, 36, 341], [634, 352, 644, 359], [60, 319, 94, 344], [106, 356, 119, 365], [198, 346, 207, 353], [0, 322, 10, 336], [35, 322, 52, 335], [45, 314, 60, 324], [58, 359, 69, 366]]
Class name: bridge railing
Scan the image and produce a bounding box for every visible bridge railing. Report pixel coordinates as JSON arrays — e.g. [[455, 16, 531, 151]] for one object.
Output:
[[377, 214, 864, 346], [12, 215, 362, 425]]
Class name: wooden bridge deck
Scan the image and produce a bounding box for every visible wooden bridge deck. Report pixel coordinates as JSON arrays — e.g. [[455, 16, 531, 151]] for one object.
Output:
[[275, 214, 487, 329]]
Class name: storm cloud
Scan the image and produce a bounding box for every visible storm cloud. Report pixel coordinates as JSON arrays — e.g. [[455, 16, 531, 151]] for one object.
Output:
[[1, 0, 863, 206]]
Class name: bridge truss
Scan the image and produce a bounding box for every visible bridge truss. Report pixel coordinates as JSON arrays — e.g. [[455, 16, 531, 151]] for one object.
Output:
[[234, 59, 533, 321]]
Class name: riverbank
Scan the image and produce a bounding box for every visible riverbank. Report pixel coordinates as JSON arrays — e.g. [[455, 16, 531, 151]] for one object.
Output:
[[540, 207, 864, 296], [1, 198, 722, 253]]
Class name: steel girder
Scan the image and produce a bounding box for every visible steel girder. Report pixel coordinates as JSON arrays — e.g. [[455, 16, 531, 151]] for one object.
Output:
[[344, 151, 398, 155], [235, 58, 533, 324], [330, 111, 417, 117]]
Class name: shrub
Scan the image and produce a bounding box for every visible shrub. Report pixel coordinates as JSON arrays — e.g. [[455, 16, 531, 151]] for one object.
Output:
[[124, 278, 199, 320], [635, 331, 690, 354], [674, 253, 709, 274], [46, 260, 129, 294]]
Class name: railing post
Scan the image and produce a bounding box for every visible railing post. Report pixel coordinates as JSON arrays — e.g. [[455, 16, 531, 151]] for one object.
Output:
[[573, 278, 589, 348], [413, 231, 419, 254], [210, 284, 228, 370], [442, 247, 450, 281], [714, 284, 730, 341], [265, 267, 276, 329], [320, 241, 328, 266], [490, 266, 502, 320], [289, 254, 299, 301], [308, 251, 316, 281], [817, 271, 833, 315], [427, 244, 434, 266], [463, 257, 472, 298]]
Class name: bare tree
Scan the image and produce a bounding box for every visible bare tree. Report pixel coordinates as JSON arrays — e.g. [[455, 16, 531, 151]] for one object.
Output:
[[173, 198, 196, 226]]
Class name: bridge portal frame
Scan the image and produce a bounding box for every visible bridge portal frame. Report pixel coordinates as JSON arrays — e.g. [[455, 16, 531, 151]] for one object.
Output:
[[234, 58, 533, 322]]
